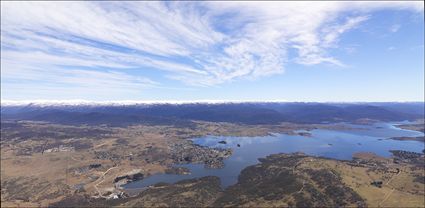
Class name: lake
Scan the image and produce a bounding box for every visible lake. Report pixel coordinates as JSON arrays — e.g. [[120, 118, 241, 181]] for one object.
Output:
[[124, 122, 424, 190]]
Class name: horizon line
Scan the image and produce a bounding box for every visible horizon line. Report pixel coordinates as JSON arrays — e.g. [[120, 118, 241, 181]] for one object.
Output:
[[1, 99, 424, 106]]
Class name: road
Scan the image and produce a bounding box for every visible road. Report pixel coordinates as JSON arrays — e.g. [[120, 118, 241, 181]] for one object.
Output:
[[379, 188, 395, 207], [378, 170, 401, 207], [93, 166, 118, 198]]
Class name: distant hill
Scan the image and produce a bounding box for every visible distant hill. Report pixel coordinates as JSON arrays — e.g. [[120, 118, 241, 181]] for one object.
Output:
[[1, 102, 423, 126]]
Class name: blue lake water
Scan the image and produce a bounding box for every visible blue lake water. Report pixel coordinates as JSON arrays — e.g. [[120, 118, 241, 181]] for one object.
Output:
[[124, 122, 424, 190]]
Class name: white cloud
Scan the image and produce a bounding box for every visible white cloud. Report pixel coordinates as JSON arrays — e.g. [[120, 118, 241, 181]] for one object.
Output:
[[390, 24, 401, 33], [1, 1, 423, 91], [322, 16, 370, 48], [0, 56, 158, 100]]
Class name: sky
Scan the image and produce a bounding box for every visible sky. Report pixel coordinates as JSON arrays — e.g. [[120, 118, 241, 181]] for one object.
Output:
[[1, 1, 424, 102]]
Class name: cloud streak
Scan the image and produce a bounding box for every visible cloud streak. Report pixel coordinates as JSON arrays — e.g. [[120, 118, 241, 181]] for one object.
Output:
[[1, 1, 423, 98]]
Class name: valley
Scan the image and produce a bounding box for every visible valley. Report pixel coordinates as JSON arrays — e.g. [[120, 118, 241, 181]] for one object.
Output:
[[1, 102, 424, 207]]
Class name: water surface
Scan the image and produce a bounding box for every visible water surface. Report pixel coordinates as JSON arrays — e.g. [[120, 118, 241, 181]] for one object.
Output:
[[124, 122, 424, 189]]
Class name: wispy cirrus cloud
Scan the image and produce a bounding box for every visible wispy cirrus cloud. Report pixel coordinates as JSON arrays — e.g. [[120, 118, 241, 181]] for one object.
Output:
[[1, 1, 423, 99]]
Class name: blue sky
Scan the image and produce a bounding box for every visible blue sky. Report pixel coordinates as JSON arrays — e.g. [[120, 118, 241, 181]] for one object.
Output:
[[1, 1, 424, 102]]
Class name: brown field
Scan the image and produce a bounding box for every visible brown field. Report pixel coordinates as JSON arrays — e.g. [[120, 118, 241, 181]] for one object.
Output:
[[1, 120, 318, 207], [1, 121, 424, 207]]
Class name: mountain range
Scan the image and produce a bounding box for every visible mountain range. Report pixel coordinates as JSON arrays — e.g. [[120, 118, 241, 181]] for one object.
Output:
[[1, 102, 423, 126]]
